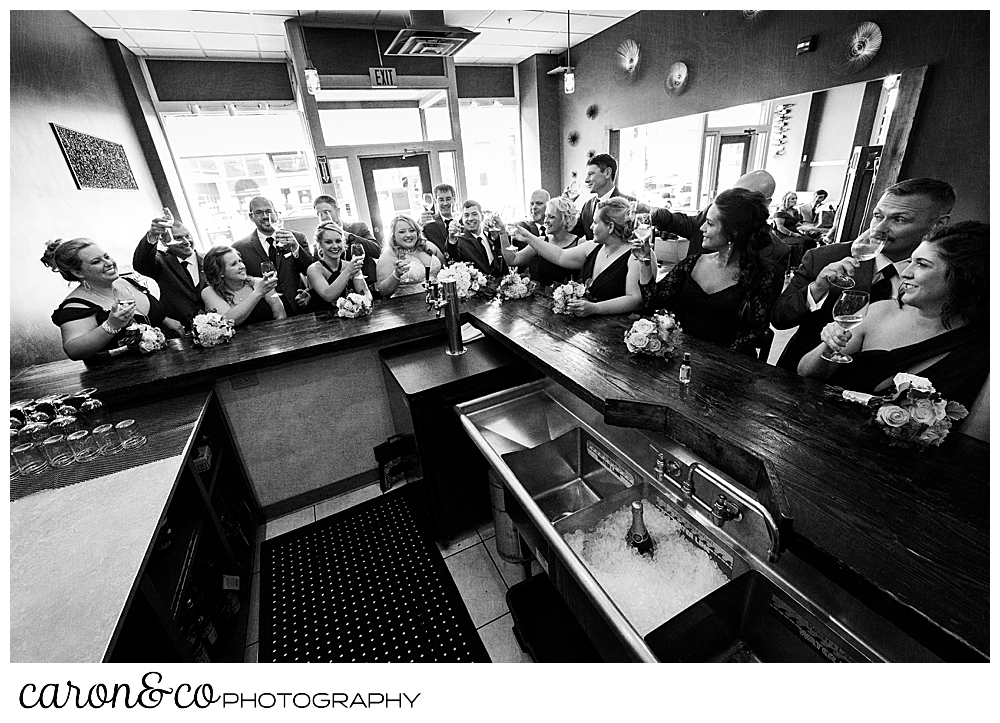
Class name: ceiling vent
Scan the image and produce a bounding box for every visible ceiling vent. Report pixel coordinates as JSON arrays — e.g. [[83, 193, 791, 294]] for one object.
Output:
[[384, 26, 479, 57]]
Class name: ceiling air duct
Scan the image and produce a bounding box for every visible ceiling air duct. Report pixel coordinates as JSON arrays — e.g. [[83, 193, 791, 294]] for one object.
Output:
[[383, 10, 479, 57]]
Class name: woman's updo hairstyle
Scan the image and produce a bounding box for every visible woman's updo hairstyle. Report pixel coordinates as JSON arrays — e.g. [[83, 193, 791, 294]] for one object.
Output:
[[41, 238, 94, 282], [314, 221, 342, 258], [713, 188, 771, 255], [595, 197, 635, 239], [923, 221, 988, 329], [548, 196, 579, 232]]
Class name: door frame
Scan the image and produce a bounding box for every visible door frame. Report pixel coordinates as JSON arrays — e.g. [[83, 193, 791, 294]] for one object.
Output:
[[358, 154, 433, 242]]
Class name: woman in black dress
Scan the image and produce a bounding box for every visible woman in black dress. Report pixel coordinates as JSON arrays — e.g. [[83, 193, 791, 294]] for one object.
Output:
[[638, 188, 784, 356], [306, 222, 372, 309], [201, 246, 285, 326], [511, 196, 642, 316], [501, 196, 583, 287], [43, 237, 173, 362], [799, 222, 988, 409]]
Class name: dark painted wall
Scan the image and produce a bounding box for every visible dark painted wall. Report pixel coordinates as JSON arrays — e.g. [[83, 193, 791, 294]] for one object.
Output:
[[557, 10, 989, 223], [10, 10, 163, 370], [518, 55, 563, 199]]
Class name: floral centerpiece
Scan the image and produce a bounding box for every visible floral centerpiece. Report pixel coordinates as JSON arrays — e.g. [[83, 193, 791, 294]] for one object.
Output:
[[121, 323, 167, 354], [436, 262, 488, 300], [624, 310, 683, 358], [191, 312, 236, 347], [495, 271, 537, 302], [336, 293, 373, 319], [552, 280, 588, 315], [843, 372, 968, 450]]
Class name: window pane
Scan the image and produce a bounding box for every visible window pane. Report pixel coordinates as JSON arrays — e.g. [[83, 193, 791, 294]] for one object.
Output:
[[162, 112, 319, 247], [620, 114, 703, 212], [318, 108, 424, 146], [439, 151, 457, 191], [458, 104, 523, 220], [423, 103, 452, 141], [327, 158, 361, 224]]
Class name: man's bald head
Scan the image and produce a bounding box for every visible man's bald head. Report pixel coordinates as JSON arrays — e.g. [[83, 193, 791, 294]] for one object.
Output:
[[733, 170, 776, 204]]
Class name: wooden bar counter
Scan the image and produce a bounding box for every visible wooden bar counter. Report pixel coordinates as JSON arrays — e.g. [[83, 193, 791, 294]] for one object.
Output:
[[10, 291, 989, 661]]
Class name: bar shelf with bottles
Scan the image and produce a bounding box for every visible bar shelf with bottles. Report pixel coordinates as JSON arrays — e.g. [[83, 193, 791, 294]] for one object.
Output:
[[109, 393, 260, 663]]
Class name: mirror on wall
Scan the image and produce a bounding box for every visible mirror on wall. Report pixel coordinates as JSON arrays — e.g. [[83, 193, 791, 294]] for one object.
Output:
[[617, 73, 902, 226]]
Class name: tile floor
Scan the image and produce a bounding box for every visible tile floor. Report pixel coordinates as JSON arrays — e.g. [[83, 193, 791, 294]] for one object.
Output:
[[243, 481, 539, 663]]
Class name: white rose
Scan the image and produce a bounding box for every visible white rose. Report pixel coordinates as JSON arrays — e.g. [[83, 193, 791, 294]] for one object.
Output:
[[627, 332, 649, 350], [646, 337, 663, 353], [893, 372, 935, 394], [908, 400, 937, 425], [876, 404, 910, 428], [633, 319, 656, 336]]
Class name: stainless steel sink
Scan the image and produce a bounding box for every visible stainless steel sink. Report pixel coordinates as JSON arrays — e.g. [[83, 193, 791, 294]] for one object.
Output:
[[502, 428, 629, 523], [644, 570, 869, 662]]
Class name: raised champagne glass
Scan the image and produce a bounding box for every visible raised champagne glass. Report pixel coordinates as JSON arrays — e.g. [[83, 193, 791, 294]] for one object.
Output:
[[821, 290, 869, 363], [829, 235, 886, 290], [631, 213, 653, 262]]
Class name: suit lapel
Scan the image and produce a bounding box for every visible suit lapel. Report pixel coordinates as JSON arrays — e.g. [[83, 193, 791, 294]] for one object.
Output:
[[163, 252, 195, 291], [460, 233, 490, 272]]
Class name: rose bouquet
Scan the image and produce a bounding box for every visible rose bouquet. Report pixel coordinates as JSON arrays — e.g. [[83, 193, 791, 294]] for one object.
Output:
[[552, 280, 588, 315], [495, 271, 537, 302], [624, 310, 683, 359], [436, 262, 488, 300], [842, 373, 968, 450], [120, 323, 167, 354], [191, 312, 236, 348], [336, 293, 373, 319]]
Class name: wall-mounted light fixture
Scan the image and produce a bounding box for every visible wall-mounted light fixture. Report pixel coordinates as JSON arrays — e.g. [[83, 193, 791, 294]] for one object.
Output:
[[300, 25, 321, 95], [564, 69, 576, 95]]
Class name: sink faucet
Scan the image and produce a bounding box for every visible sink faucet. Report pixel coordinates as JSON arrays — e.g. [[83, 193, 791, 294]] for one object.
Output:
[[649, 445, 680, 487], [711, 494, 742, 527]]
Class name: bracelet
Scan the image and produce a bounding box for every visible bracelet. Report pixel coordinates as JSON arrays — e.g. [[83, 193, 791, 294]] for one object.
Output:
[[100, 320, 117, 334]]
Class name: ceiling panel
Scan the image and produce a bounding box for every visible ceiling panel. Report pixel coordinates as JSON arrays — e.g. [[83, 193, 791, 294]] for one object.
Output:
[[94, 28, 140, 47], [471, 27, 549, 46], [249, 14, 290, 37], [476, 10, 544, 30], [443, 10, 494, 28], [70, 10, 117, 28], [256, 35, 287, 53], [195, 32, 259, 52], [126, 29, 202, 50]]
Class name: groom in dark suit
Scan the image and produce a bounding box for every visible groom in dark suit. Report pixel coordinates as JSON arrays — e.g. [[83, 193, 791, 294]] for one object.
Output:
[[233, 196, 313, 315], [419, 183, 458, 258], [446, 200, 509, 279], [133, 217, 205, 330], [570, 153, 634, 240]]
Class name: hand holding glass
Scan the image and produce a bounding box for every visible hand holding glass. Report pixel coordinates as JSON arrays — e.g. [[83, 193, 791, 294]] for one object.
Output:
[[422, 193, 435, 212], [631, 214, 653, 262], [821, 290, 869, 363], [259, 262, 279, 298], [829, 236, 886, 289]]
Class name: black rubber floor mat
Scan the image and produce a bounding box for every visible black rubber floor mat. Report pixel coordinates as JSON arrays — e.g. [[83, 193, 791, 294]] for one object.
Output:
[[259, 483, 491, 662]]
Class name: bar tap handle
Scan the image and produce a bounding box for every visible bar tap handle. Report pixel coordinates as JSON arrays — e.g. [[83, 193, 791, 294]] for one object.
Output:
[[711, 494, 742, 528]]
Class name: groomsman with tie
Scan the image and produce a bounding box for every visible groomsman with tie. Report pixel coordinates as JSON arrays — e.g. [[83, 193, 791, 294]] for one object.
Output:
[[133, 215, 205, 333], [233, 196, 314, 315], [570, 153, 634, 240], [772, 177, 955, 372], [513, 189, 550, 248], [446, 200, 509, 279]]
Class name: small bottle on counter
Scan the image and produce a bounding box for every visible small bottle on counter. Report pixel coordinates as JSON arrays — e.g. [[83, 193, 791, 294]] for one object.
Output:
[[678, 353, 692, 385], [626, 500, 654, 557]]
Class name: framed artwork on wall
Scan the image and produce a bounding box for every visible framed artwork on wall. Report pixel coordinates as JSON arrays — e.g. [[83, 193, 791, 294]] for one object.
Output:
[[50, 123, 138, 191]]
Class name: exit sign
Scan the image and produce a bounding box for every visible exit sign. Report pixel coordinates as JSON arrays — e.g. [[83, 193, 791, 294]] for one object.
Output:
[[369, 67, 397, 88]]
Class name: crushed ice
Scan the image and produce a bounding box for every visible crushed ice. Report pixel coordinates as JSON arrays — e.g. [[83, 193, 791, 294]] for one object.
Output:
[[563, 501, 730, 636]]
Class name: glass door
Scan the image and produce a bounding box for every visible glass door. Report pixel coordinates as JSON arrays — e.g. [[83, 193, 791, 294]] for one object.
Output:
[[714, 135, 752, 197], [359, 154, 432, 243]]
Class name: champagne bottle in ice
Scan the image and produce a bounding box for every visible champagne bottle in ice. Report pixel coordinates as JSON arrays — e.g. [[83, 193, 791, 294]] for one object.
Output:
[[626, 500, 654, 556]]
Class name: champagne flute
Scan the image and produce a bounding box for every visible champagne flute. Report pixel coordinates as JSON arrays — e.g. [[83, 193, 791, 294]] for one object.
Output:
[[821, 290, 869, 363], [829, 235, 887, 289], [631, 213, 653, 262], [158, 207, 174, 243], [260, 261, 278, 298], [271, 212, 292, 258], [505, 222, 520, 252], [350, 242, 365, 279], [113, 284, 136, 313], [422, 193, 435, 212]]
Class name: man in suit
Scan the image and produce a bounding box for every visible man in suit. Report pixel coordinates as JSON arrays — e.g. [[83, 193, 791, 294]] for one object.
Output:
[[570, 153, 634, 240], [771, 177, 955, 372], [313, 194, 380, 295], [446, 200, 509, 279], [133, 216, 204, 333], [233, 196, 313, 315], [419, 183, 458, 258], [513, 189, 550, 249]]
